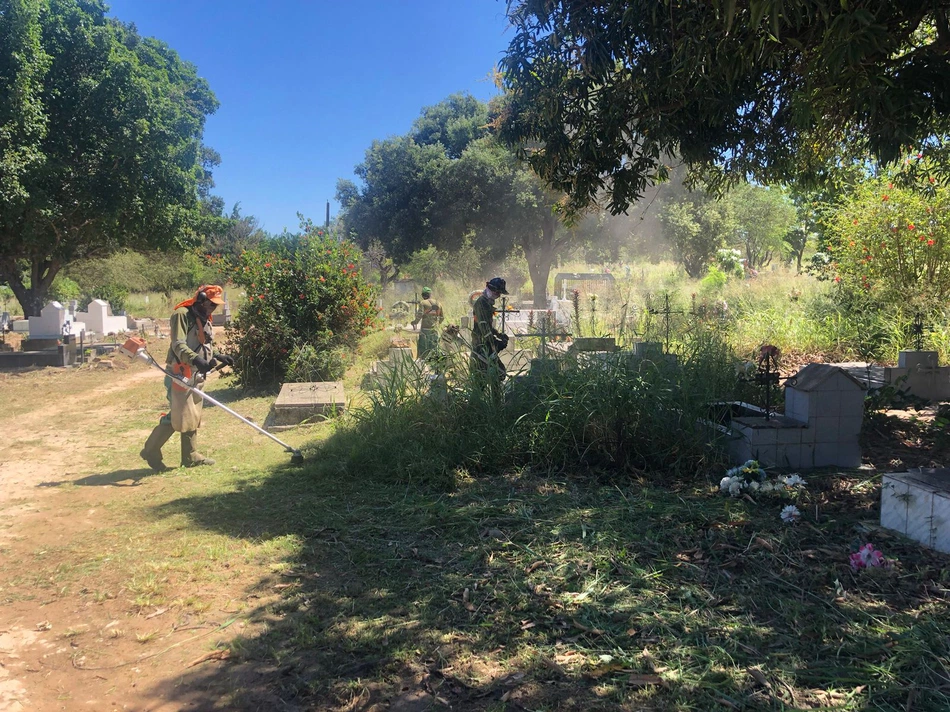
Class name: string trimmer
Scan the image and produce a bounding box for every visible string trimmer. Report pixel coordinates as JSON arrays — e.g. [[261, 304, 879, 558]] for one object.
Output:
[[120, 336, 305, 465]]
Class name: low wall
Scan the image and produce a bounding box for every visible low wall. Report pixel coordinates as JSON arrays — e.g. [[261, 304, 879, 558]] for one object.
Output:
[[0, 349, 69, 370]]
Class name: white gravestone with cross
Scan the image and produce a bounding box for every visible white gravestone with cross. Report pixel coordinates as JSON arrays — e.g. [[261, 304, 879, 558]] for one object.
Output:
[[27, 301, 86, 340]]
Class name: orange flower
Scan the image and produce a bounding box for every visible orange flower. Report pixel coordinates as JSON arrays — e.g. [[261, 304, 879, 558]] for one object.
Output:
[[928, 239, 935, 246], [908, 224, 915, 230], [882, 194, 889, 201]]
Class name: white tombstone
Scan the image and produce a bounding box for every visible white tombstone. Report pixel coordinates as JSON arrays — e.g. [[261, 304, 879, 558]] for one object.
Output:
[[881, 469, 950, 554], [728, 364, 865, 469], [76, 299, 127, 337], [28, 301, 86, 339]]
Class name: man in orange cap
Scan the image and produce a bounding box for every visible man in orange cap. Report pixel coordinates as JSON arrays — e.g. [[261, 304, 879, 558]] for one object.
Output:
[[140, 285, 234, 470]]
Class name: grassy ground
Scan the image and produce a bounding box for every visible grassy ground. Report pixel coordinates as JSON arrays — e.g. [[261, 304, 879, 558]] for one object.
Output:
[[3, 352, 948, 711]]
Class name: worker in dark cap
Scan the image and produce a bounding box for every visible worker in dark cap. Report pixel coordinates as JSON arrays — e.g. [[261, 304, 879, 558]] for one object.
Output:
[[411, 286, 443, 359], [471, 277, 509, 389]]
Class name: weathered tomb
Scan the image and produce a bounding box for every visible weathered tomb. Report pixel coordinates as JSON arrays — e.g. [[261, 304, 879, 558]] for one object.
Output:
[[883, 351, 950, 402], [266, 381, 346, 431], [727, 363, 865, 469], [881, 468, 950, 554]]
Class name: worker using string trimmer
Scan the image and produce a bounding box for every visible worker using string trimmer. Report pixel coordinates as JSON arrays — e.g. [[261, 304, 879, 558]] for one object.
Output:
[[140, 285, 234, 471]]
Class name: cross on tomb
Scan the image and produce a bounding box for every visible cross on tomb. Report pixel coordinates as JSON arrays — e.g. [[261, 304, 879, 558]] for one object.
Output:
[[741, 345, 784, 421], [646, 293, 682, 351], [910, 312, 927, 351]]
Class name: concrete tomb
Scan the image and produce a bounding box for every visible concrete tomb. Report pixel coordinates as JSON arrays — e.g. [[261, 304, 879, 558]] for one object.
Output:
[[726, 363, 865, 469], [76, 299, 127, 337], [881, 468, 950, 554], [883, 351, 950, 402], [266, 381, 346, 430], [27, 301, 86, 340]]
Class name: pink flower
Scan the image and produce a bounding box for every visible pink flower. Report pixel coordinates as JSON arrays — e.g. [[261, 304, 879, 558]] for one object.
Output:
[[850, 543, 885, 571]]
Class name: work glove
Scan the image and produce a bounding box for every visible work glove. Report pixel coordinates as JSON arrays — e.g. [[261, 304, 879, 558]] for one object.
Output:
[[215, 353, 235, 367], [192, 355, 212, 374]]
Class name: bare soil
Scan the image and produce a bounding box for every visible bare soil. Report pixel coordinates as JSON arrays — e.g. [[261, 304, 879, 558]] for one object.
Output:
[[0, 362, 280, 712]]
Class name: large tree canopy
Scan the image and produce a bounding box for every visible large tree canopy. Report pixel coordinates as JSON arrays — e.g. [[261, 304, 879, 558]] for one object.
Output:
[[499, 1, 950, 215], [0, 0, 218, 315], [338, 94, 574, 306]]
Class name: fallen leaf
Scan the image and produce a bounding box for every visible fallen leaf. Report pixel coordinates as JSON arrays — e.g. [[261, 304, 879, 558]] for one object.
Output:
[[587, 662, 627, 678], [540, 656, 567, 677], [35, 621, 51, 631], [754, 537, 774, 551], [145, 607, 168, 620], [525, 560, 545, 574], [185, 648, 230, 668], [627, 673, 663, 687], [747, 667, 770, 688]]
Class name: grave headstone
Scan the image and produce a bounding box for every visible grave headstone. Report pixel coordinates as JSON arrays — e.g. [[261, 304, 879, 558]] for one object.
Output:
[[266, 381, 346, 430], [882, 350, 950, 401], [27, 301, 86, 340], [76, 299, 127, 336]]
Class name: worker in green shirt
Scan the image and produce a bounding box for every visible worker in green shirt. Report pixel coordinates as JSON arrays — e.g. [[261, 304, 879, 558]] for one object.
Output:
[[411, 287, 444, 359], [140, 285, 234, 471], [471, 277, 509, 389]]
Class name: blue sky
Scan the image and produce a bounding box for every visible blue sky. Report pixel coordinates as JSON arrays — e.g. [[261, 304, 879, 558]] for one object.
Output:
[[106, 0, 509, 234]]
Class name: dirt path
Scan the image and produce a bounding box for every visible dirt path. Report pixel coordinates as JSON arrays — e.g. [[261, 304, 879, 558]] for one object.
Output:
[[0, 364, 263, 711]]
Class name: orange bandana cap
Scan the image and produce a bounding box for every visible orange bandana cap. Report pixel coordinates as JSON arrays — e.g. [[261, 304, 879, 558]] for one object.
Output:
[[174, 284, 226, 310]]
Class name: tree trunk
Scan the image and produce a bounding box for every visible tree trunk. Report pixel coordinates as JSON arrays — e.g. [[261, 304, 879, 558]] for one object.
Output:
[[524, 216, 558, 308], [0, 257, 61, 317]]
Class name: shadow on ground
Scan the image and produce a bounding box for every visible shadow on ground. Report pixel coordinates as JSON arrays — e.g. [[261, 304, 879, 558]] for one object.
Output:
[[129, 425, 950, 712], [38, 467, 161, 488]]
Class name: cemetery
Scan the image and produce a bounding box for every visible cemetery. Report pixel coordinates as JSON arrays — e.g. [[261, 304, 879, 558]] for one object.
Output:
[[2, 2, 949, 711]]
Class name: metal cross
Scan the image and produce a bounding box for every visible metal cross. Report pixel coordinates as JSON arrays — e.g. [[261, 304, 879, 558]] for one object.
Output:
[[646, 293, 682, 351], [910, 312, 926, 351]]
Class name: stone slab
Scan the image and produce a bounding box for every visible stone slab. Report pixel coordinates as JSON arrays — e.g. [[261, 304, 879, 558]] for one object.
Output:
[[268, 381, 345, 427]]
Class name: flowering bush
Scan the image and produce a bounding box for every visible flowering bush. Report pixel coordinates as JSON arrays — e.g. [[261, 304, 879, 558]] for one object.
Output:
[[822, 154, 950, 309], [223, 225, 380, 390]]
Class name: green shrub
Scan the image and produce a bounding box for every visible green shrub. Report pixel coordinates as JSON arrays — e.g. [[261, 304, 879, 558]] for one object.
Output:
[[48, 275, 82, 303], [327, 328, 735, 486], [80, 283, 129, 313], [823, 154, 950, 311], [224, 225, 380, 390], [699, 265, 729, 292]]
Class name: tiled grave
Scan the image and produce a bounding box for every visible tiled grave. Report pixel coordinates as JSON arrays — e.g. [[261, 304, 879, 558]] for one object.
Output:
[[881, 468, 950, 554], [27, 301, 86, 339], [727, 363, 865, 469]]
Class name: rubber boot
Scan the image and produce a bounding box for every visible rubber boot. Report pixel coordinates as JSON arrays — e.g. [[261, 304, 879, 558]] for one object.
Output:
[[140, 421, 174, 472], [181, 430, 215, 468]]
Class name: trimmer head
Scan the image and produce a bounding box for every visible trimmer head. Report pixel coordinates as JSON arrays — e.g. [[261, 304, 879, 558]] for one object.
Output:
[[290, 450, 304, 465]]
